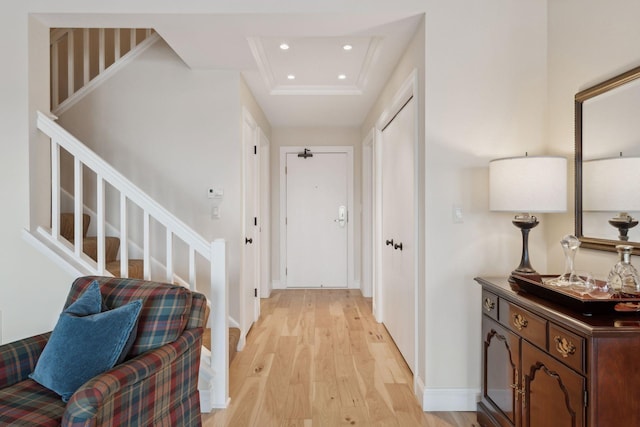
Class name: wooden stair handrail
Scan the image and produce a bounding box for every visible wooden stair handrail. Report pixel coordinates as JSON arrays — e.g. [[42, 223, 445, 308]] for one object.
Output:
[[36, 111, 229, 409], [37, 112, 211, 258]]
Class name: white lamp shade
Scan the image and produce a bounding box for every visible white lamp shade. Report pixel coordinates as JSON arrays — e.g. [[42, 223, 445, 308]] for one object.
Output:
[[583, 157, 640, 212], [489, 156, 567, 213]]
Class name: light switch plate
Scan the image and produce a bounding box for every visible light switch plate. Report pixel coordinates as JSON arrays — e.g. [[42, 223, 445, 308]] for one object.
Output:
[[452, 205, 463, 223]]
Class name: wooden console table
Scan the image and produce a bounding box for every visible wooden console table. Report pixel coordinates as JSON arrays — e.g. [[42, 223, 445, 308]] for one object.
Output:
[[475, 277, 640, 427]]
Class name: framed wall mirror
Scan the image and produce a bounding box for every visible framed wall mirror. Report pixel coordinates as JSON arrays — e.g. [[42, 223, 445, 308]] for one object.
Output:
[[576, 65, 640, 253]]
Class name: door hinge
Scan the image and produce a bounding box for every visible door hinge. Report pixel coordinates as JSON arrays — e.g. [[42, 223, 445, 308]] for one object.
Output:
[[254, 145, 257, 155], [286, 267, 288, 275], [584, 390, 588, 407], [254, 217, 257, 226], [254, 288, 257, 298], [285, 217, 288, 225]]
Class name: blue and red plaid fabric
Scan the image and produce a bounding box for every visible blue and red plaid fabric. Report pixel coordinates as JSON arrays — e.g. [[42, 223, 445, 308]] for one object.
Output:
[[66, 276, 193, 357], [0, 378, 66, 426], [0, 276, 207, 426], [0, 332, 50, 388], [63, 329, 203, 426]]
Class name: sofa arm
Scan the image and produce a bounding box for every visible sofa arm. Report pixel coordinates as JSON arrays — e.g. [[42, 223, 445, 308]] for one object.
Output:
[[62, 328, 203, 426], [0, 332, 51, 388]]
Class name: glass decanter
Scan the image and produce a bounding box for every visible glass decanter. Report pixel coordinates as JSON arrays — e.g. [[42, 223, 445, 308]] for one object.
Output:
[[546, 235, 581, 288], [607, 245, 640, 296]]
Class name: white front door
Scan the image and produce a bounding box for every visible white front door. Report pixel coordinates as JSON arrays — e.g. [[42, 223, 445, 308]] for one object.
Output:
[[284, 149, 349, 288], [380, 96, 416, 371]]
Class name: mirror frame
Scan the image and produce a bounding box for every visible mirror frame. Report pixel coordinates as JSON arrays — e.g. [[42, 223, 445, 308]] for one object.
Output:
[[575, 64, 640, 254]]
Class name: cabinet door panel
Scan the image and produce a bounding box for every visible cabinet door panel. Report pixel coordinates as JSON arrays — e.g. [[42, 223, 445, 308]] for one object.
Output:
[[521, 341, 585, 427], [483, 317, 520, 426]]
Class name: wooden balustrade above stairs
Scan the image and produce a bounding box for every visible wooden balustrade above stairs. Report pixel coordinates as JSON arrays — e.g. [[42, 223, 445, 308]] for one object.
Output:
[[60, 212, 240, 363]]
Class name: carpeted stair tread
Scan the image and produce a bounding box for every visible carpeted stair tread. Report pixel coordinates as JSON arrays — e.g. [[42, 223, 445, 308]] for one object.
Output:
[[203, 327, 241, 364], [228, 328, 240, 363], [83, 236, 120, 263], [106, 259, 144, 279], [60, 213, 90, 241]]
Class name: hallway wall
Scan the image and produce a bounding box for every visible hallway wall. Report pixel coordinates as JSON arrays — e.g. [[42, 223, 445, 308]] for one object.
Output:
[[57, 39, 245, 323]]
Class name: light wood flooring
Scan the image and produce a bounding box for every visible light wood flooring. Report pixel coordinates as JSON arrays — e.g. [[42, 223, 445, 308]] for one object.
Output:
[[202, 289, 477, 427]]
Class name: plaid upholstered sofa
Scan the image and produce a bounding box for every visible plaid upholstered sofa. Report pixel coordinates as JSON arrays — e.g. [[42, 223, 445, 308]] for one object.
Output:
[[0, 276, 207, 426]]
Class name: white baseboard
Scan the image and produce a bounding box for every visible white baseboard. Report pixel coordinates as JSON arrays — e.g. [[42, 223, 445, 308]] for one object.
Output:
[[350, 279, 361, 290], [272, 279, 284, 290], [422, 387, 480, 411], [260, 285, 272, 298], [414, 375, 425, 408]]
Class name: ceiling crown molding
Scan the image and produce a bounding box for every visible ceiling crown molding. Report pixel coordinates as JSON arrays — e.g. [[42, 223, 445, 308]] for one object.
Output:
[[247, 36, 382, 96]]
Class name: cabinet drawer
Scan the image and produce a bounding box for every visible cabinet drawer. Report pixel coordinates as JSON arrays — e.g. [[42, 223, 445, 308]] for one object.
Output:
[[499, 299, 547, 349], [549, 323, 585, 374], [481, 290, 498, 320]]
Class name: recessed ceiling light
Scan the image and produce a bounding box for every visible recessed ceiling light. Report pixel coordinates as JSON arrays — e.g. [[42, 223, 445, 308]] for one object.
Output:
[[343, 44, 353, 51], [287, 74, 296, 80], [280, 43, 290, 50], [338, 74, 347, 80]]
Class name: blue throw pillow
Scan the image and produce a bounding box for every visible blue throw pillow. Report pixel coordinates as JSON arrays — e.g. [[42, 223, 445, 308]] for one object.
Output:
[[29, 282, 142, 402], [65, 280, 102, 316]]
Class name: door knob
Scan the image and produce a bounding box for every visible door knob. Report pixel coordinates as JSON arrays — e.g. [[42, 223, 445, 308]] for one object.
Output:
[[245, 237, 253, 244], [394, 242, 403, 251], [385, 239, 394, 246]]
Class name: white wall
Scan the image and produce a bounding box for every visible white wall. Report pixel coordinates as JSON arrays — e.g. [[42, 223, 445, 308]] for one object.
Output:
[[420, 0, 548, 407], [57, 39, 245, 323], [546, 0, 640, 277], [0, 9, 77, 344], [270, 127, 361, 288]]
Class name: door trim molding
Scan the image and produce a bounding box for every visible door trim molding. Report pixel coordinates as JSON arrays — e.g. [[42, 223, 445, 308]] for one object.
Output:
[[361, 129, 374, 298], [279, 145, 354, 288]]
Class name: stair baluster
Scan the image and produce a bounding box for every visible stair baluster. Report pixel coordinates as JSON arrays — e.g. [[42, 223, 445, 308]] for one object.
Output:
[[36, 111, 230, 410]]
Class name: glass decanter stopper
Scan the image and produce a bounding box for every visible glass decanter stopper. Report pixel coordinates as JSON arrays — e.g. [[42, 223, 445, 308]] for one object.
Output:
[[547, 235, 581, 287], [607, 245, 640, 296]]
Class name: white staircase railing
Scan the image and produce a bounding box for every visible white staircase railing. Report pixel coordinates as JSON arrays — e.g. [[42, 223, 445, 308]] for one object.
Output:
[[51, 28, 159, 116], [36, 111, 229, 410]]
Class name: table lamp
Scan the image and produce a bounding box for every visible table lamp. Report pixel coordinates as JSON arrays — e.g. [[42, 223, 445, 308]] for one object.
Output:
[[489, 155, 567, 280], [583, 156, 640, 241]]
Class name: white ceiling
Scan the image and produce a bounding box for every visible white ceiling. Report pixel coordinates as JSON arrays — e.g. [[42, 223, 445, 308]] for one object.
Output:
[[38, 13, 423, 128]]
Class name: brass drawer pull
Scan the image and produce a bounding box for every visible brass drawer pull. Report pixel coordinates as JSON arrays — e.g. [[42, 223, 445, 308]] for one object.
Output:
[[513, 313, 528, 330], [554, 335, 576, 358], [483, 297, 495, 312]]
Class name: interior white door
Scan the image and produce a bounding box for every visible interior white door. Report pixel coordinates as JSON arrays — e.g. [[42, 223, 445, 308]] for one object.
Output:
[[381, 97, 415, 371], [259, 129, 271, 299], [242, 115, 259, 333], [285, 151, 348, 288]]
